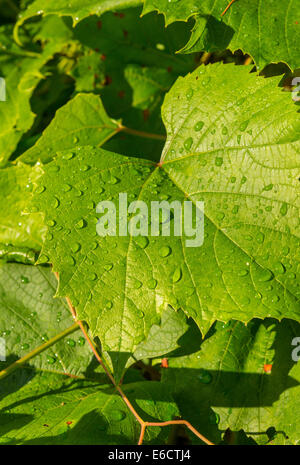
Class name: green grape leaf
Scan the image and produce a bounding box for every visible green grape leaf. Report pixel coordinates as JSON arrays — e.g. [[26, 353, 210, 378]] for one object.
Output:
[[20, 93, 120, 165], [0, 263, 95, 377], [0, 371, 179, 444], [133, 307, 189, 360], [161, 319, 300, 445], [69, 50, 106, 93], [0, 162, 45, 250], [34, 64, 300, 370], [71, 8, 195, 160], [124, 64, 178, 111], [15, 0, 143, 31], [142, 0, 300, 70], [0, 24, 74, 166]]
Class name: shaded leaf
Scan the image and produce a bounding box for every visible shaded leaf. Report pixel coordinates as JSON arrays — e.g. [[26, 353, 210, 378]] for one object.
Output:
[[143, 0, 300, 70], [0, 371, 178, 444], [162, 319, 300, 445]]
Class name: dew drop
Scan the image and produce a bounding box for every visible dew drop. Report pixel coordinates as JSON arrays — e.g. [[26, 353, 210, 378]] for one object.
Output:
[[239, 120, 249, 132], [38, 254, 49, 264], [63, 152, 75, 160], [47, 356, 56, 365], [67, 339, 76, 347], [47, 219, 56, 227], [256, 232, 265, 244], [62, 184, 72, 192], [263, 184, 273, 191], [238, 269, 249, 277], [273, 262, 285, 274], [78, 337, 85, 346], [186, 88, 193, 100], [132, 278, 142, 289], [197, 369, 212, 384], [109, 176, 119, 185], [66, 256, 75, 266], [35, 185, 46, 194], [194, 121, 204, 132], [286, 271, 296, 279], [76, 219, 86, 229], [21, 275, 29, 284], [258, 269, 274, 282], [159, 246, 171, 257], [215, 157, 223, 167], [52, 197, 60, 209], [222, 126, 228, 135], [280, 202, 288, 216], [184, 137, 193, 151], [135, 236, 149, 249], [110, 409, 126, 421], [172, 267, 182, 283], [71, 242, 81, 253], [147, 278, 157, 289], [89, 272, 97, 281], [104, 263, 113, 271]]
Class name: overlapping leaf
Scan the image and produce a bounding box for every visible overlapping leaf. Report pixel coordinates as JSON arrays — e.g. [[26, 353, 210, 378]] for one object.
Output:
[[20, 94, 120, 165], [143, 0, 300, 70], [0, 162, 45, 250], [0, 23, 73, 166], [16, 0, 143, 30], [162, 319, 300, 444], [34, 64, 300, 366], [0, 263, 94, 376], [0, 371, 178, 444]]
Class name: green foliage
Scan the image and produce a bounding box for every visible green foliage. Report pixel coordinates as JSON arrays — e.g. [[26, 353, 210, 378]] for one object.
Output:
[[0, 0, 299, 446], [34, 65, 300, 359], [143, 0, 300, 70], [162, 319, 300, 444]]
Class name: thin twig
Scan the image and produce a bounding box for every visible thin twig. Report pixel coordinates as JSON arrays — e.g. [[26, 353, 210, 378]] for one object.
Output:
[[200, 52, 212, 65], [120, 125, 166, 141], [221, 0, 237, 16], [244, 56, 253, 66]]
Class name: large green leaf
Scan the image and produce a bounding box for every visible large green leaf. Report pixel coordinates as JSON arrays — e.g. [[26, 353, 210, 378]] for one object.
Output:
[[20, 93, 120, 165], [0, 370, 179, 444], [0, 263, 94, 377], [0, 162, 45, 250], [33, 64, 300, 365], [16, 0, 143, 30], [143, 0, 300, 70], [162, 319, 300, 445]]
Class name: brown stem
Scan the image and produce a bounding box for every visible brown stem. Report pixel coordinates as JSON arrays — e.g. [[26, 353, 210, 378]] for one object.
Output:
[[244, 56, 253, 66], [120, 125, 166, 141], [221, 0, 237, 16]]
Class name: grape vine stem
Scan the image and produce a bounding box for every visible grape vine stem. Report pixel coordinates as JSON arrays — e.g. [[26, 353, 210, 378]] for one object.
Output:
[[120, 125, 166, 141], [221, 0, 237, 16], [55, 272, 214, 445]]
